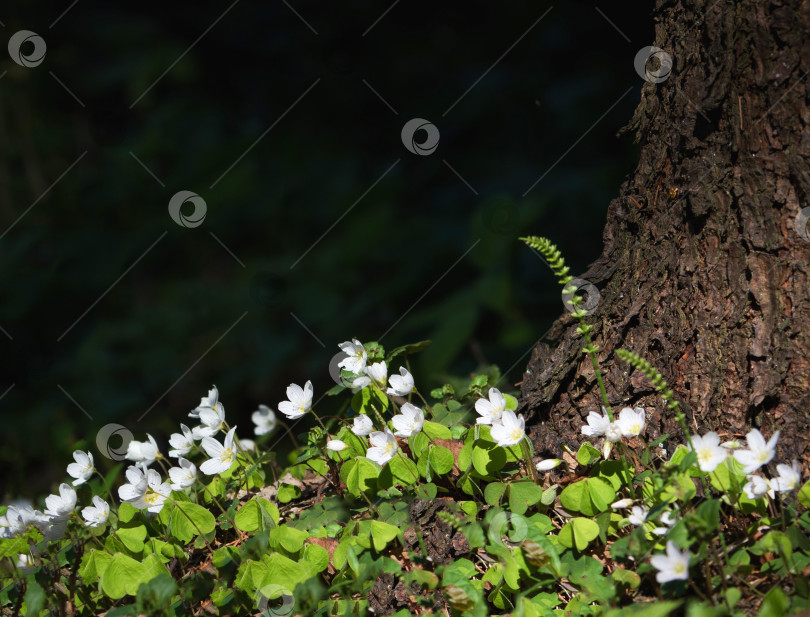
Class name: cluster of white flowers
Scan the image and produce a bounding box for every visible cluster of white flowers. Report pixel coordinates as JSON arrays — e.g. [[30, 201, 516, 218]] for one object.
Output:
[[329, 339, 418, 466], [337, 339, 415, 399], [684, 428, 799, 500], [581, 406, 646, 444], [348, 402, 425, 466], [1, 384, 288, 565], [606, 423, 802, 585], [475, 388, 527, 447], [115, 386, 276, 514], [1, 454, 102, 570]]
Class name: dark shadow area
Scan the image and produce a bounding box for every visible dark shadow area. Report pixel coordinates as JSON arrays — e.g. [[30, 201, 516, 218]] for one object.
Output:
[[0, 1, 652, 496]]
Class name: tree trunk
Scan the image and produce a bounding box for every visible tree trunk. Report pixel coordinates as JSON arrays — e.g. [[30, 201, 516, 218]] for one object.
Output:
[[520, 0, 810, 470]]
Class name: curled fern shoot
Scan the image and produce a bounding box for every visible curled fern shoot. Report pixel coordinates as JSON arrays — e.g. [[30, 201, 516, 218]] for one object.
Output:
[[614, 349, 679, 412], [519, 236, 573, 287]]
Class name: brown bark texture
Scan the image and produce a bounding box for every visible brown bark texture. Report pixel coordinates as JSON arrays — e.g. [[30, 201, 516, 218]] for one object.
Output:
[[519, 0, 810, 472]]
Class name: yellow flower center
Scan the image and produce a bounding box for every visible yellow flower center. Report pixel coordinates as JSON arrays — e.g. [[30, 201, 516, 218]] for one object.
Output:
[[757, 451, 770, 463], [383, 442, 396, 456], [144, 490, 160, 505], [673, 562, 686, 574], [509, 429, 523, 442], [221, 448, 234, 464], [698, 448, 713, 463]]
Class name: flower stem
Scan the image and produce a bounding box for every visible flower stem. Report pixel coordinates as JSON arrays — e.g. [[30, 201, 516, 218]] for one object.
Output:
[[521, 438, 539, 483], [582, 330, 613, 419]]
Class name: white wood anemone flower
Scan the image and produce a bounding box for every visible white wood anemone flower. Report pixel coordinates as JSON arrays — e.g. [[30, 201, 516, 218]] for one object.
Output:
[[337, 338, 368, 374], [44, 483, 77, 521], [168, 423, 195, 458], [278, 381, 314, 420], [650, 541, 691, 583], [475, 387, 507, 425], [237, 439, 255, 452], [733, 429, 779, 474], [118, 464, 172, 513], [391, 403, 425, 438], [652, 509, 679, 536], [604, 423, 623, 443], [490, 410, 526, 447], [15, 554, 36, 574], [581, 408, 611, 438], [169, 458, 198, 490], [689, 432, 728, 473], [251, 404, 278, 436], [192, 403, 227, 440], [81, 496, 110, 528], [536, 458, 562, 472], [352, 361, 387, 392], [386, 367, 414, 397], [125, 434, 160, 466], [0, 506, 46, 539], [352, 414, 374, 436], [200, 426, 239, 476], [611, 498, 634, 510], [189, 386, 221, 420], [627, 506, 648, 526], [327, 439, 347, 452], [118, 464, 148, 504], [66, 450, 95, 486], [617, 407, 646, 437], [743, 474, 773, 500], [366, 429, 398, 466], [771, 460, 801, 493]]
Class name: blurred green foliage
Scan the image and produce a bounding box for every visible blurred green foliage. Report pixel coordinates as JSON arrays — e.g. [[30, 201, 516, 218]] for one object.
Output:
[[0, 2, 650, 496]]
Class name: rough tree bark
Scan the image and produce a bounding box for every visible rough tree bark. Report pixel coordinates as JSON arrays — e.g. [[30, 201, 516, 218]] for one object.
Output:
[[520, 0, 810, 470]]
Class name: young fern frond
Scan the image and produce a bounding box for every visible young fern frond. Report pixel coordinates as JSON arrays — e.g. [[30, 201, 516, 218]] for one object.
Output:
[[519, 236, 573, 287], [614, 349, 680, 413], [436, 510, 466, 531]]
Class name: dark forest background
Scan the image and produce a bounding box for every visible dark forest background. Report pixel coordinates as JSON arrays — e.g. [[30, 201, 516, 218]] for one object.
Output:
[[0, 1, 652, 498]]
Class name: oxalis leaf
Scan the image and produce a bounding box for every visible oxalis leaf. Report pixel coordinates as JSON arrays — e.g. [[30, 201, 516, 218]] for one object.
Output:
[[576, 442, 601, 466], [369, 520, 400, 552], [508, 481, 544, 516], [429, 445, 455, 475], [169, 501, 216, 544], [558, 518, 599, 551], [342, 457, 380, 497], [115, 522, 147, 553], [81, 548, 114, 584], [234, 496, 280, 533], [101, 553, 148, 599], [269, 524, 309, 553], [560, 477, 615, 516], [351, 385, 388, 417], [258, 552, 311, 593], [422, 421, 452, 440], [472, 442, 507, 477]]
